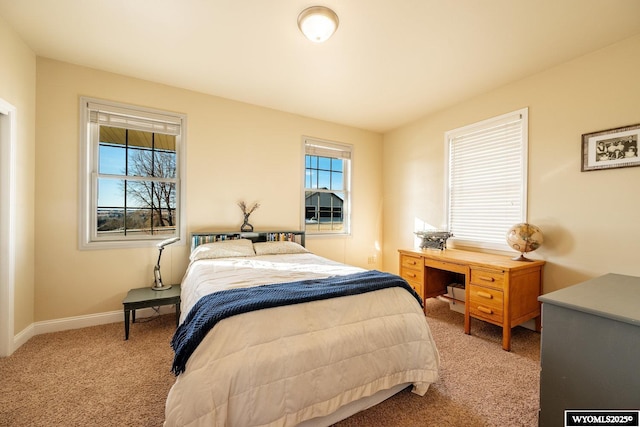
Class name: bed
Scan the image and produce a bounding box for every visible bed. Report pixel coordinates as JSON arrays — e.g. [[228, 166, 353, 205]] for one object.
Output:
[[164, 231, 440, 427]]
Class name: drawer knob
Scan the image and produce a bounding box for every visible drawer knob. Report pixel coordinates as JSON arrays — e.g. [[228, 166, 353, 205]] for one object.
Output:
[[477, 306, 493, 314], [408, 273, 416, 278], [479, 276, 495, 282], [409, 261, 416, 265], [477, 291, 493, 299]]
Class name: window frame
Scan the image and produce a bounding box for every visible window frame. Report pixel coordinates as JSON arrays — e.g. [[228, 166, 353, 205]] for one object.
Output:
[[302, 137, 352, 236], [79, 97, 187, 250], [444, 108, 528, 251]]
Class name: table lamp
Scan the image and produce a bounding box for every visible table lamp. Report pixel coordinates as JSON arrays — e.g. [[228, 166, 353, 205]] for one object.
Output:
[[153, 237, 179, 290]]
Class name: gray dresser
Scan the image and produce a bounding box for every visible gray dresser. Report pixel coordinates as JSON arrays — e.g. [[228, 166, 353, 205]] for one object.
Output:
[[538, 273, 640, 426]]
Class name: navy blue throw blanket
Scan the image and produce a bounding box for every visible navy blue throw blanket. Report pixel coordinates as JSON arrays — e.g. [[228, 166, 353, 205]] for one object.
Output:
[[170, 270, 421, 375]]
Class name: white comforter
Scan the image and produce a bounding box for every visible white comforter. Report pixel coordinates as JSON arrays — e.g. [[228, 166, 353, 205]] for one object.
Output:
[[164, 253, 439, 427]]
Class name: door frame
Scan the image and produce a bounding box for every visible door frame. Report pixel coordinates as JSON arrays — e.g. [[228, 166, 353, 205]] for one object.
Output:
[[0, 98, 17, 357]]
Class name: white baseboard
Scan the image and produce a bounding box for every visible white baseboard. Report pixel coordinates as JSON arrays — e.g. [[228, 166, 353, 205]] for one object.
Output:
[[13, 305, 176, 350], [13, 323, 34, 351]]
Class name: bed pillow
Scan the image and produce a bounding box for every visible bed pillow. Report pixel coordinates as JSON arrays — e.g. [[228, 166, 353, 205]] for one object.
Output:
[[253, 241, 309, 256], [190, 239, 256, 261]]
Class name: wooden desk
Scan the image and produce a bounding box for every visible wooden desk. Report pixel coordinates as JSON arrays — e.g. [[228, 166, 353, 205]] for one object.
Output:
[[399, 248, 544, 350]]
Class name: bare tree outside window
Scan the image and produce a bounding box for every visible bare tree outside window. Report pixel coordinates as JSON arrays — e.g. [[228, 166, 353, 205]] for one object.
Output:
[[97, 126, 177, 237], [127, 149, 176, 231]]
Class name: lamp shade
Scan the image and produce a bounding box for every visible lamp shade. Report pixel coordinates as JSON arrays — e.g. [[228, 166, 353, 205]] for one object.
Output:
[[157, 236, 180, 249], [298, 6, 339, 43]]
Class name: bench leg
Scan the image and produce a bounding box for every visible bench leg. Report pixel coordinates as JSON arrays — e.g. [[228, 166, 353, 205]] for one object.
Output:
[[124, 309, 130, 340], [175, 303, 180, 327]]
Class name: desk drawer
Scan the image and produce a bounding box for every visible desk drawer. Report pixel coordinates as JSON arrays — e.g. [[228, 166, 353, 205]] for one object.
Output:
[[406, 281, 424, 300], [424, 259, 468, 275], [470, 268, 505, 289], [469, 284, 503, 323], [401, 254, 423, 271], [400, 269, 423, 284], [400, 270, 424, 299]]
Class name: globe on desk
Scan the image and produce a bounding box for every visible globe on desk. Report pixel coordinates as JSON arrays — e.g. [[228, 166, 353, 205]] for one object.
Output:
[[506, 223, 543, 261]]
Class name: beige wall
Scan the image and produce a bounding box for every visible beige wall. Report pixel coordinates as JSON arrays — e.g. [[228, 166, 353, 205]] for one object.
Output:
[[13, 25, 640, 328], [383, 34, 640, 294], [0, 17, 36, 334], [34, 58, 383, 322]]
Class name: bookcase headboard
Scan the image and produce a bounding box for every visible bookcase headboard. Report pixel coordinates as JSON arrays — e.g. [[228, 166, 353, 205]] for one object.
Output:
[[190, 230, 305, 252]]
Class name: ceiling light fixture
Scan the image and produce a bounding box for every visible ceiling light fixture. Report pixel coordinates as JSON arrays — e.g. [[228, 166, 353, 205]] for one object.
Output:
[[297, 6, 339, 43]]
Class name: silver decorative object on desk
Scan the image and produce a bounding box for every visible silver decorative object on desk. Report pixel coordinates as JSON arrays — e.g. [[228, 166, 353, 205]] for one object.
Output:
[[415, 231, 453, 250]]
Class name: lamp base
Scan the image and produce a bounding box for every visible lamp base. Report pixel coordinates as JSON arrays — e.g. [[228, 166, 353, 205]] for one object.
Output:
[[151, 284, 172, 291]]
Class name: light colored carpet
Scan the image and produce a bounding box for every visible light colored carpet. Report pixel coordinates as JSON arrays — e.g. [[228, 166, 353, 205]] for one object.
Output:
[[0, 299, 540, 426], [335, 299, 541, 426]]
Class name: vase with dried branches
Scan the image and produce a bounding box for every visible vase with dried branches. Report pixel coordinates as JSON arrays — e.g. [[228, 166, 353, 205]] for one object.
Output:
[[238, 201, 260, 232]]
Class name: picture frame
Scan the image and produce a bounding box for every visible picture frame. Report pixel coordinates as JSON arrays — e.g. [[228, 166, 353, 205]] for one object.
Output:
[[581, 123, 640, 172]]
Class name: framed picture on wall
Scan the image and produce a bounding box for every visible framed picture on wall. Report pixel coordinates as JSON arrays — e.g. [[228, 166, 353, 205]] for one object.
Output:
[[582, 123, 640, 171]]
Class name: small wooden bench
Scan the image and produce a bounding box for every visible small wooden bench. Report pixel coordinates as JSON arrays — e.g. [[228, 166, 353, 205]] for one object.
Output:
[[122, 285, 181, 340]]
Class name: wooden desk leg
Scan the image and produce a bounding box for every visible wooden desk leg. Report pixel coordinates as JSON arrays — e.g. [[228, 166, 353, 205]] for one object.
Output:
[[464, 310, 471, 335], [535, 315, 542, 332], [124, 309, 130, 340], [464, 272, 471, 335], [502, 327, 511, 351]]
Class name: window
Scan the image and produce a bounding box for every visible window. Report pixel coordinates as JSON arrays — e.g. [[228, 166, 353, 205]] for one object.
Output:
[[303, 137, 351, 235], [445, 108, 528, 250], [79, 98, 186, 249]]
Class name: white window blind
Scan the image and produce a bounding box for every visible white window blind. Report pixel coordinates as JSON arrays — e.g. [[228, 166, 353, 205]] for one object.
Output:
[[304, 140, 351, 159], [87, 102, 181, 135], [446, 108, 528, 249]]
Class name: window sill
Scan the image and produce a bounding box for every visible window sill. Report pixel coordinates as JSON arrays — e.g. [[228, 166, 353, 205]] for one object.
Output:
[[79, 238, 184, 251]]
